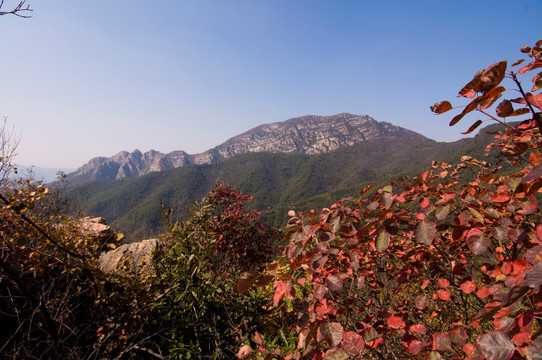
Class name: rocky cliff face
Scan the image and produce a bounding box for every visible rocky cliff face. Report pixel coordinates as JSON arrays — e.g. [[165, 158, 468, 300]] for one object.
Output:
[[67, 113, 427, 184]]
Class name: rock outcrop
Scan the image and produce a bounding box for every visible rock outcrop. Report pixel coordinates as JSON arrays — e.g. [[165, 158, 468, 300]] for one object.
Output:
[[78, 216, 116, 242], [67, 113, 428, 184], [98, 238, 159, 277]]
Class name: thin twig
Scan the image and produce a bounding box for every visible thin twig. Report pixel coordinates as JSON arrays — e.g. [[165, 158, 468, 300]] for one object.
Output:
[[0, 0, 33, 18]]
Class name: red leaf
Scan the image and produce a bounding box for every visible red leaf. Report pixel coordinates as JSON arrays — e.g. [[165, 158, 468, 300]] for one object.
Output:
[[512, 332, 531, 346], [477, 331, 515, 360], [478, 61, 507, 92], [536, 225, 542, 244], [496, 99, 514, 117], [463, 343, 477, 356], [438, 278, 450, 288], [526, 92, 542, 110], [410, 324, 427, 335], [387, 316, 406, 329], [318, 322, 344, 347], [476, 286, 491, 298], [449, 327, 467, 346], [509, 107, 530, 117], [341, 331, 365, 355], [519, 60, 542, 74], [408, 339, 425, 354], [327, 274, 344, 292], [432, 332, 452, 352], [450, 112, 466, 126], [525, 262, 542, 290], [437, 289, 451, 301], [459, 69, 483, 97], [467, 228, 490, 255], [420, 197, 430, 208], [430, 101, 453, 114], [415, 295, 428, 310], [237, 271, 257, 294], [273, 280, 292, 306], [530, 152, 542, 166], [462, 120, 483, 134], [315, 284, 326, 300], [460, 280, 477, 294]]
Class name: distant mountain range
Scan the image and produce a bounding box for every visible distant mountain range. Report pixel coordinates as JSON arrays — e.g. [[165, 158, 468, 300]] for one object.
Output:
[[12, 165, 75, 183], [66, 113, 427, 184], [70, 113, 503, 240]]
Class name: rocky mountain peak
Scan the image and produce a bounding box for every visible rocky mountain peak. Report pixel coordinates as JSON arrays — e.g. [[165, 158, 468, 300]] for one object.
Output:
[[67, 113, 429, 184]]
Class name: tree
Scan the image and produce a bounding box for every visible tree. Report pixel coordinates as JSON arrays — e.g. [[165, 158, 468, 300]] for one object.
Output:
[[239, 41, 542, 359], [0, 118, 20, 185], [0, 124, 156, 360], [151, 181, 282, 359]]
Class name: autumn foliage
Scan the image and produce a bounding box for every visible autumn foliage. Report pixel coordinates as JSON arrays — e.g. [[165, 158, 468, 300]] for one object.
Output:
[[2, 40, 542, 359], [238, 41, 542, 359]]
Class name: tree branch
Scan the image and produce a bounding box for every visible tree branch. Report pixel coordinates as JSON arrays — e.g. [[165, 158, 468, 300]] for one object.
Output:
[[0, 1, 33, 18]]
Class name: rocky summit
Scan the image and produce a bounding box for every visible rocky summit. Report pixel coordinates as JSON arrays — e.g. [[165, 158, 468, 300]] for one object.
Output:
[[66, 113, 427, 184]]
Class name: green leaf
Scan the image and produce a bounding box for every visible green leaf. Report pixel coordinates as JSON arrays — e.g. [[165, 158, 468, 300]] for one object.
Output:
[[504, 177, 522, 192], [330, 216, 341, 233], [468, 207, 484, 223], [381, 192, 393, 209], [382, 185, 393, 193], [416, 221, 436, 245], [323, 348, 349, 360], [376, 230, 390, 252]]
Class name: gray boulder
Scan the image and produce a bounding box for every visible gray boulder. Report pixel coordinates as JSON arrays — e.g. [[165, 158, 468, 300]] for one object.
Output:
[[98, 238, 159, 277]]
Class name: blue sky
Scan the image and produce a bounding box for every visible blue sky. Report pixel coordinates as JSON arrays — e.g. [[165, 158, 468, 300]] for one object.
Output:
[[1, 0, 541, 168]]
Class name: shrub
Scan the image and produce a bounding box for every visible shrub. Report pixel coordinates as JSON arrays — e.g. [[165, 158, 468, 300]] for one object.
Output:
[[240, 41, 542, 359], [151, 181, 282, 359]]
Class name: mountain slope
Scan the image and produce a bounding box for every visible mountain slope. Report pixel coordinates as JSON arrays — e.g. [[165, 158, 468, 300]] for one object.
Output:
[[67, 113, 429, 184], [81, 124, 500, 240]]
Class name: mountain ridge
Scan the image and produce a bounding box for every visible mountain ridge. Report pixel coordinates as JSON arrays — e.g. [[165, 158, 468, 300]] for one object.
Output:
[[67, 113, 431, 184], [82, 121, 503, 239]]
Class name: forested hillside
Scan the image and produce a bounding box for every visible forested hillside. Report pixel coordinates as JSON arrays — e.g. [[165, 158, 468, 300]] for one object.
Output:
[[82, 123, 501, 239]]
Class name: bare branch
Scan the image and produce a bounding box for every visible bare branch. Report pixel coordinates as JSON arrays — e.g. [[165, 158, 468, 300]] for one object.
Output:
[[0, 1, 32, 18], [0, 117, 21, 185]]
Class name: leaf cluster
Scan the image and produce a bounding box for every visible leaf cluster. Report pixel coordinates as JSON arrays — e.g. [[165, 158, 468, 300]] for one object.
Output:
[[239, 41, 542, 360]]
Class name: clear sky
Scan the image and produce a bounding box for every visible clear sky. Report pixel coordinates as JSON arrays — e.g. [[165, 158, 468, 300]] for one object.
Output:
[[1, 0, 541, 168]]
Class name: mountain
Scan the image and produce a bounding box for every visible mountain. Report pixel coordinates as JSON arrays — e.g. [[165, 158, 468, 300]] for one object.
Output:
[[66, 113, 428, 184], [13, 165, 76, 183], [80, 122, 502, 240]]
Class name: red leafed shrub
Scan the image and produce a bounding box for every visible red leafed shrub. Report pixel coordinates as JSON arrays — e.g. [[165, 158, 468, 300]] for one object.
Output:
[[239, 41, 542, 359]]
